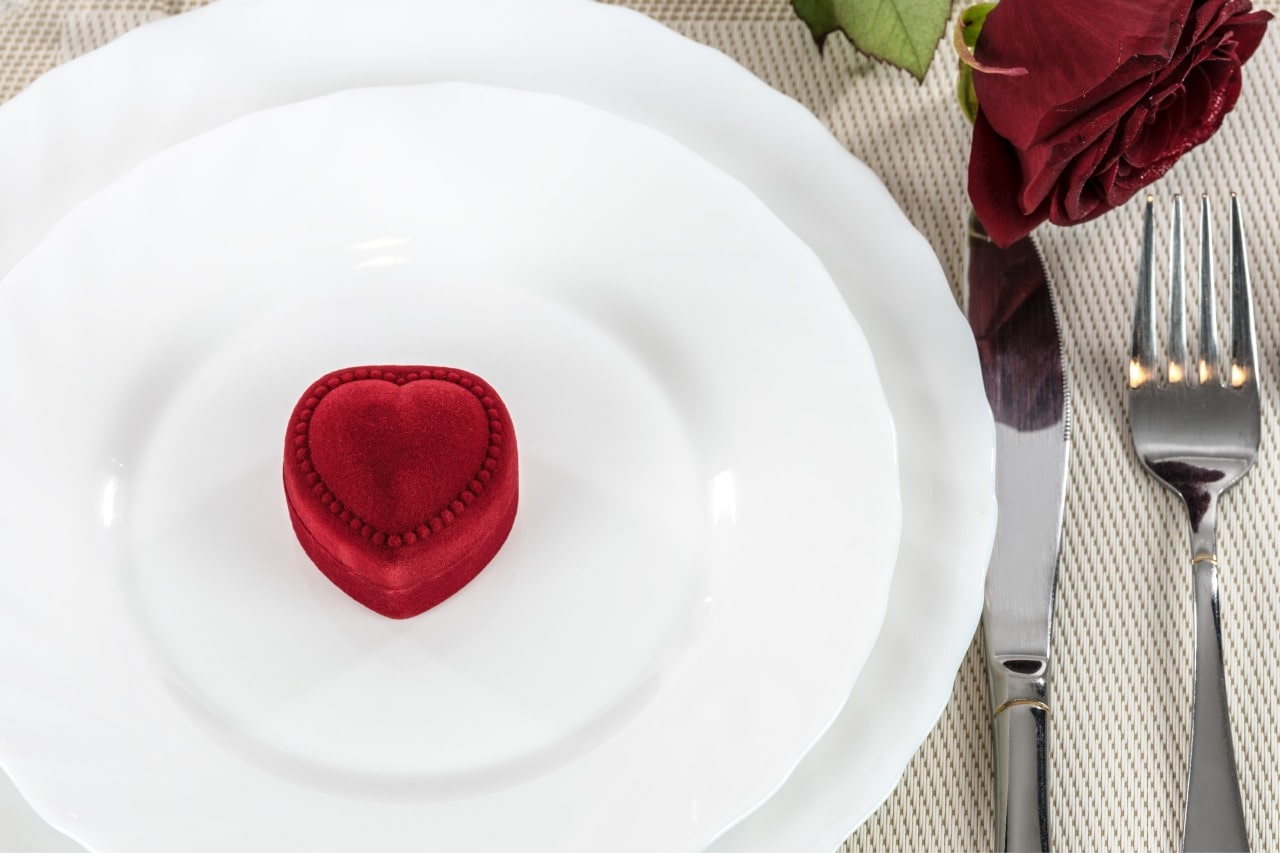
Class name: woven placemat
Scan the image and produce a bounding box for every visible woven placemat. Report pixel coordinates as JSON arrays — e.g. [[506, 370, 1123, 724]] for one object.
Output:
[[4, 1, 1280, 850]]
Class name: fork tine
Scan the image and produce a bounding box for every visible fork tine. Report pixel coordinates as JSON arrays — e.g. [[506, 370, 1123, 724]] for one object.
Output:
[[1229, 193, 1256, 388], [1168, 195, 1188, 383], [1198, 195, 1219, 385], [1131, 196, 1158, 388]]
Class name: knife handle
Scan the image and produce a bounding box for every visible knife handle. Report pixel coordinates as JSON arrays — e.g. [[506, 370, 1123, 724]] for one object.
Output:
[[989, 659, 1050, 852]]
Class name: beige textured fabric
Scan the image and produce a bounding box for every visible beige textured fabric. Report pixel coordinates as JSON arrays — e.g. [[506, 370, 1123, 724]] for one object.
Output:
[[3, 1, 1280, 850]]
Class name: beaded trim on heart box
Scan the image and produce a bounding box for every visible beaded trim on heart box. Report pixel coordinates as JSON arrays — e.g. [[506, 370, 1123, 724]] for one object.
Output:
[[290, 368, 505, 549]]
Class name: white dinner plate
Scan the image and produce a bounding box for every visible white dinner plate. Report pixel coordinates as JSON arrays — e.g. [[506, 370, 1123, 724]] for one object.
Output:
[[0, 83, 899, 852], [0, 1, 996, 849]]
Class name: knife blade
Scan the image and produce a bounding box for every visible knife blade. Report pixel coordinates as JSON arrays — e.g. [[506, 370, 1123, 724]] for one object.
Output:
[[964, 211, 1071, 852]]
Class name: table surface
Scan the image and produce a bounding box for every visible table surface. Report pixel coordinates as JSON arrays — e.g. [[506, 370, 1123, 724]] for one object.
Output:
[[3, 1, 1280, 850]]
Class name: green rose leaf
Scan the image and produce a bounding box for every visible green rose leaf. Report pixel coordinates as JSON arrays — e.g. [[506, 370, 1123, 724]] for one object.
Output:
[[791, 0, 952, 82]]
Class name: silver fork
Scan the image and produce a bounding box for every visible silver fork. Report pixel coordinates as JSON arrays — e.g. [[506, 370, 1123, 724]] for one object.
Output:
[[1129, 194, 1258, 852]]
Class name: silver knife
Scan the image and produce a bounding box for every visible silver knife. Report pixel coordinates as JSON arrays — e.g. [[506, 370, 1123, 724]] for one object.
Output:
[[964, 211, 1071, 852]]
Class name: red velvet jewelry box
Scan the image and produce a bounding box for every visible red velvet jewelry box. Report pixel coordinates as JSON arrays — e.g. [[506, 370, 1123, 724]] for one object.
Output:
[[282, 366, 518, 618]]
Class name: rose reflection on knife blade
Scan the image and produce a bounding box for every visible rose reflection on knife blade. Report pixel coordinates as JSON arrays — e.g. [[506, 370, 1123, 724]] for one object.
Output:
[[967, 223, 1064, 433]]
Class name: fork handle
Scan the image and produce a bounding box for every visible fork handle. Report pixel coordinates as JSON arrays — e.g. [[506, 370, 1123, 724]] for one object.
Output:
[[1184, 557, 1248, 852]]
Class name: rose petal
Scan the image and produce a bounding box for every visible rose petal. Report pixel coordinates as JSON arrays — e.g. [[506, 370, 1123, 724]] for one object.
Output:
[[974, 0, 1194, 149], [1054, 123, 1117, 222], [1191, 0, 1253, 43], [1228, 10, 1273, 61], [969, 111, 1050, 246], [1035, 68, 1157, 154]]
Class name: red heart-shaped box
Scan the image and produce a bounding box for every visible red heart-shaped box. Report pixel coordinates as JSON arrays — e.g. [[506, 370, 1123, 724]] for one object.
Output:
[[282, 366, 518, 618]]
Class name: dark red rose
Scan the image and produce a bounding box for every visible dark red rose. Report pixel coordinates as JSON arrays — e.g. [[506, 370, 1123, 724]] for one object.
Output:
[[968, 0, 1270, 247]]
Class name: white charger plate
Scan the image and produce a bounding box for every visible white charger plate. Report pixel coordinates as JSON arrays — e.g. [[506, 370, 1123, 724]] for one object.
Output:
[[0, 0, 997, 849], [0, 83, 899, 852]]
